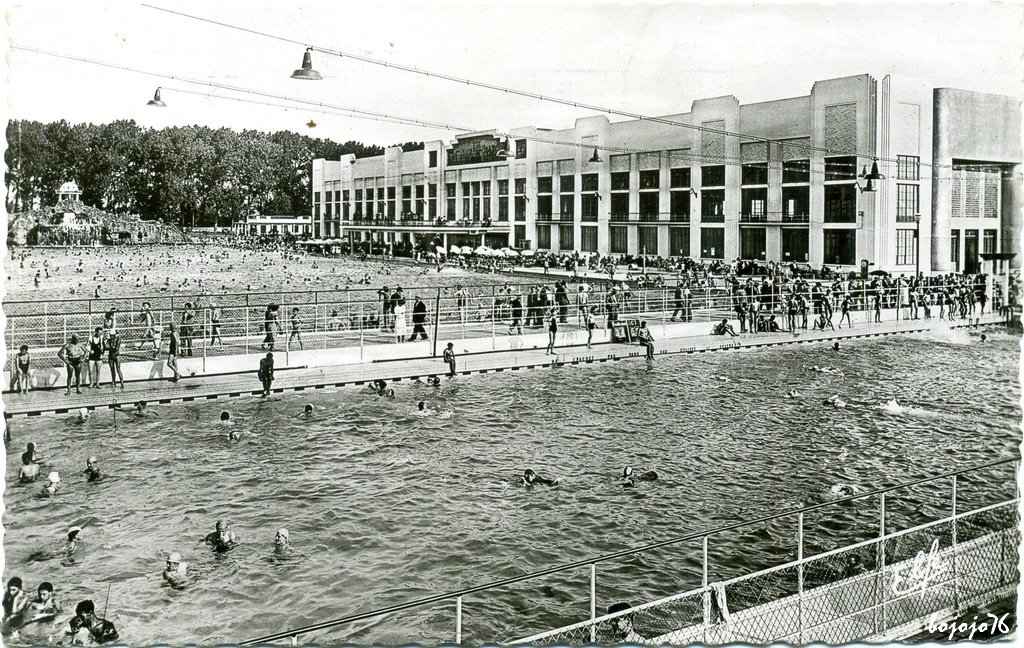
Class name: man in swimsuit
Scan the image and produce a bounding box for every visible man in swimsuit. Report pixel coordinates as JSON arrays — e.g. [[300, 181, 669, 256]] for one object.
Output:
[[258, 353, 274, 396], [27, 582, 62, 622], [289, 308, 303, 349], [57, 335, 85, 395], [443, 343, 456, 377], [162, 552, 188, 587], [204, 520, 239, 552], [208, 303, 223, 347], [18, 453, 39, 483], [166, 324, 180, 383], [637, 321, 655, 360], [65, 599, 119, 644], [521, 469, 557, 487], [84, 456, 102, 482]]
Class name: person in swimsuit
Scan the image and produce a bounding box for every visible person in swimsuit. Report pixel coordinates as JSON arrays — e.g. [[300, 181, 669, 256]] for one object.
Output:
[[65, 599, 118, 644], [274, 528, 291, 552], [289, 308, 303, 349], [258, 353, 274, 396], [2, 578, 28, 626], [87, 327, 104, 388], [84, 456, 102, 482], [14, 345, 30, 394], [262, 304, 282, 350], [165, 323, 181, 383], [57, 335, 85, 395], [18, 453, 39, 483], [521, 469, 558, 487], [27, 582, 62, 622], [204, 521, 239, 552], [106, 329, 124, 390], [162, 552, 188, 587], [208, 303, 223, 347], [546, 311, 558, 355]]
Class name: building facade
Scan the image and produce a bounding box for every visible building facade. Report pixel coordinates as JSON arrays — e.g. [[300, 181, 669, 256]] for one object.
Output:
[[311, 74, 1022, 273], [235, 214, 312, 237]]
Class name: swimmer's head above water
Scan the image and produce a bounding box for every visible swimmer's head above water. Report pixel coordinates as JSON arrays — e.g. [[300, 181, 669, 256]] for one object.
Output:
[[304, 404, 313, 415], [220, 411, 230, 422], [417, 401, 425, 411]]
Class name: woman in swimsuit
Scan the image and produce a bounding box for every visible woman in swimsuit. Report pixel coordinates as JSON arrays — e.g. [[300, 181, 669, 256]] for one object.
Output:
[[87, 327, 104, 388]]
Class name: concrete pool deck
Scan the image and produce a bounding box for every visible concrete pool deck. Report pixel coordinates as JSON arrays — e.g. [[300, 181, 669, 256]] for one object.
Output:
[[1, 310, 1007, 419]]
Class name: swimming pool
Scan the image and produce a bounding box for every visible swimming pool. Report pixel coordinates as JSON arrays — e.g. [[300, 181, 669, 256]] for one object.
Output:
[[2, 328, 1018, 644]]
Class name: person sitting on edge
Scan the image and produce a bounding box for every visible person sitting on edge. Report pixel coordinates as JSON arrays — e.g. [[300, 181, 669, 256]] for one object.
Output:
[[40, 471, 61, 497], [274, 528, 291, 552], [83, 456, 102, 482], [767, 315, 782, 332], [637, 321, 655, 360], [712, 319, 738, 337], [162, 552, 188, 587], [520, 469, 558, 487], [65, 599, 118, 644], [606, 602, 648, 643]]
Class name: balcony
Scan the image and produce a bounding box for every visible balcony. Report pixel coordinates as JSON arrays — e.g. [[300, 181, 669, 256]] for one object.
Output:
[[340, 217, 508, 230], [700, 213, 726, 223], [535, 213, 573, 223], [609, 213, 632, 223], [740, 213, 768, 223], [782, 213, 810, 224], [669, 213, 691, 223], [638, 213, 661, 223]]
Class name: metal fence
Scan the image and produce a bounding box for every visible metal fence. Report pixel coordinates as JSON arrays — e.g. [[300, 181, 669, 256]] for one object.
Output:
[[237, 458, 1018, 645], [2, 279, 1000, 374]]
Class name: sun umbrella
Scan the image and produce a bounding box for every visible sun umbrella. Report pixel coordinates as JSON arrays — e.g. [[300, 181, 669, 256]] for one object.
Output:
[[474, 245, 490, 255], [460, 246, 474, 255], [450, 245, 461, 254], [521, 249, 535, 257], [436, 246, 446, 255]]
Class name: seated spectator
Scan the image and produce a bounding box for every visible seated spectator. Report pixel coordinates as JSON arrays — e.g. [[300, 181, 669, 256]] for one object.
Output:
[[712, 319, 738, 337], [606, 602, 648, 643]]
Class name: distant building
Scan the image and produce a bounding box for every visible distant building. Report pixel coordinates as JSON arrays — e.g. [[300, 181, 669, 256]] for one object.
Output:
[[234, 214, 312, 237], [311, 73, 1022, 273], [57, 181, 82, 204]]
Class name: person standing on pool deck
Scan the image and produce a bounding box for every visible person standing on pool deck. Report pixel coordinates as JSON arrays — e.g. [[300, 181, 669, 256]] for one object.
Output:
[[57, 335, 85, 395], [443, 342, 456, 377], [166, 323, 180, 383], [546, 310, 558, 355], [258, 352, 274, 396], [288, 308, 303, 350], [262, 304, 282, 350], [180, 302, 196, 357], [208, 303, 223, 347], [408, 296, 429, 341], [14, 345, 31, 394], [106, 328, 124, 390], [87, 327, 104, 388]]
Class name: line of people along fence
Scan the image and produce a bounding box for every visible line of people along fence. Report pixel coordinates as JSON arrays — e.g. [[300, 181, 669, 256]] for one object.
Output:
[[4, 275, 1001, 375]]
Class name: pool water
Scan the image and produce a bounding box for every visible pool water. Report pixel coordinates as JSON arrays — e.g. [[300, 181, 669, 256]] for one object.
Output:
[[2, 327, 1019, 644]]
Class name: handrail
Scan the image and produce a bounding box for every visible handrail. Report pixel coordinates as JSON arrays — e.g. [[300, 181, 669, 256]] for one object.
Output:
[[239, 457, 1016, 645]]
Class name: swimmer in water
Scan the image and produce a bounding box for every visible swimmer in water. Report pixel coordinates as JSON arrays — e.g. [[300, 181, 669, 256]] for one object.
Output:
[[383, 388, 396, 398], [829, 483, 861, 498], [980, 333, 987, 342], [18, 453, 40, 483], [76, 407, 89, 423], [66, 527, 83, 558], [620, 466, 659, 488], [823, 394, 847, 408], [219, 411, 230, 424], [83, 456, 102, 482], [28, 581, 62, 621], [204, 520, 239, 552], [134, 400, 157, 417], [428, 375, 441, 387], [162, 552, 188, 587], [785, 389, 801, 398], [40, 471, 61, 497], [521, 469, 558, 487], [274, 528, 291, 552], [302, 404, 314, 418]]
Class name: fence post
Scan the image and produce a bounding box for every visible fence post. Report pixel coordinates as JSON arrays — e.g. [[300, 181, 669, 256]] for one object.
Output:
[[432, 288, 441, 357], [951, 474, 959, 612], [244, 305, 250, 356], [202, 307, 207, 373], [44, 302, 48, 347], [877, 493, 887, 634], [9, 318, 15, 389], [290, 635, 297, 646], [661, 287, 666, 335], [455, 595, 463, 644], [359, 300, 364, 361], [63, 316, 68, 345], [797, 512, 805, 643], [702, 535, 710, 644], [590, 563, 597, 643]]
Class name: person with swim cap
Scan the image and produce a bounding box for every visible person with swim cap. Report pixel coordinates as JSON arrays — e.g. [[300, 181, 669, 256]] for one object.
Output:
[[2, 578, 28, 625], [84, 456, 102, 482], [219, 411, 231, 424], [65, 599, 118, 644], [162, 552, 188, 587], [275, 528, 291, 552], [40, 471, 61, 497], [77, 407, 89, 422], [785, 389, 801, 399], [521, 469, 557, 487], [66, 526, 83, 558], [621, 466, 659, 488], [303, 404, 314, 417]]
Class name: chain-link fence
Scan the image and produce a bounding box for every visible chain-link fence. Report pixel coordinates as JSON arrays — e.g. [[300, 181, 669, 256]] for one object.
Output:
[[237, 459, 1017, 646], [4, 278, 1000, 375]]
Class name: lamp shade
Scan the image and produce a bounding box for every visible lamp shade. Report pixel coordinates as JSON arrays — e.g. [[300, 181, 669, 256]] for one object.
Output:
[[147, 88, 166, 107], [291, 48, 322, 81]]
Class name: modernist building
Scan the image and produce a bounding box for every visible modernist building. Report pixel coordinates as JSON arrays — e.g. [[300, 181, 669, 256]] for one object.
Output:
[[235, 214, 312, 237], [311, 74, 1022, 273]]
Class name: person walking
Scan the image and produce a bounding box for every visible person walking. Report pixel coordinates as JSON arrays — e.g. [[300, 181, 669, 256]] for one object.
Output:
[[408, 296, 429, 341], [394, 298, 408, 342], [258, 352, 274, 396], [262, 304, 282, 351], [443, 342, 456, 377]]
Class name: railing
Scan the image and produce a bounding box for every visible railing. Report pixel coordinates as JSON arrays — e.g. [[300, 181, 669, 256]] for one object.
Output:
[[238, 458, 1018, 645], [782, 213, 811, 223], [4, 277, 1000, 375], [740, 213, 769, 223], [701, 213, 726, 223]]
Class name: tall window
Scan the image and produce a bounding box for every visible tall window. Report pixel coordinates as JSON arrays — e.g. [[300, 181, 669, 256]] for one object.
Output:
[[824, 185, 857, 223], [445, 183, 456, 220], [823, 229, 856, 265], [559, 175, 575, 220], [581, 173, 598, 221], [782, 186, 809, 222], [402, 186, 412, 217], [740, 228, 766, 259], [354, 189, 363, 219], [670, 227, 690, 257], [670, 167, 690, 222], [951, 229, 960, 268], [741, 188, 767, 220], [741, 163, 768, 186], [896, 184, 919, 223], [559, 224, 574, 250], [638, 170, 659, 221], [701, 165, 725, 187], [387, 186, 396, 219], [537, 224, 551, 249], [783, 159, 810, 184], [639, 226, 658, 255], [514, 225, 526, 246], [365, 187, 374, 219], [498, 179, 509, 221], [702, 190, 725, 222], [429, 151, 438, 167], [610, 226, 628, 254], [428, 184, 437, 220], [896, 229, 917, 265], [342, 190, 350, 220], [700, 228, 724, 259], [984, 229, 997, 254], [824, 156, 857, 181], [897, 155, 920, 181], [514, 178, 526, 221], [515, 139, 527, 159], [581, 226, 598, 252], [782, 229, 809, 262], [482, 181, 491, 221], [537, 176, 553, 219], [611, 171, 629, 221], [415, 185, 425, 217]]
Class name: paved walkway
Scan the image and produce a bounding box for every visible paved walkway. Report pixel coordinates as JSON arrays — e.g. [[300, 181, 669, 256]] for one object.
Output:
[[2, 312, 1003, 419]]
